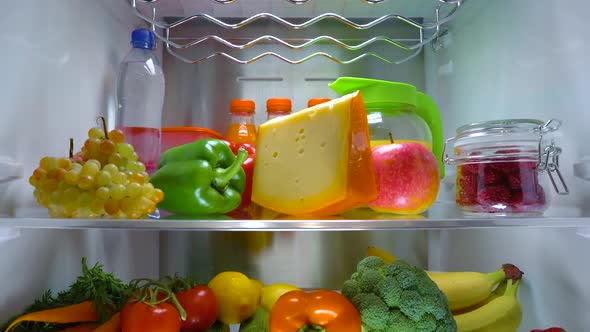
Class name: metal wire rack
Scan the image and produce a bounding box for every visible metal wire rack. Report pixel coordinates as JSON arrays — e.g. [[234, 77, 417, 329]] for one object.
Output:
[[130, 0, 465, 65]]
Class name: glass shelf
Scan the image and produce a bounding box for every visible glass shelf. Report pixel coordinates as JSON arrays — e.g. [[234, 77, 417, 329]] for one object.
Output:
[[1, 205, 588, 231]]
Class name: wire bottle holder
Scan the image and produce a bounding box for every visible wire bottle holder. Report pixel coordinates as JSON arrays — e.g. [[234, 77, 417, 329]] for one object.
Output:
[[131, 0, 465, 65]]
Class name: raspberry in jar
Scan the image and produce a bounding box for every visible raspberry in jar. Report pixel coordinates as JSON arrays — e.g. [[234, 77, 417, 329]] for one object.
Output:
[[444, 119, 568, 216]]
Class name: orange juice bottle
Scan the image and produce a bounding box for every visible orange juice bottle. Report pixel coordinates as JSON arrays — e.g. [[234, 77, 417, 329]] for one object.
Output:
[[307, 97, 331, 107], [225, 99, 257, 146], [266, 98, 292, 121]]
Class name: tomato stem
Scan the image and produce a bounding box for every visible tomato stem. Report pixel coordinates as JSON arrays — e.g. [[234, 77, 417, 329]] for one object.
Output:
[[129, 279, 188, 321], [298, 325, 326, 332]]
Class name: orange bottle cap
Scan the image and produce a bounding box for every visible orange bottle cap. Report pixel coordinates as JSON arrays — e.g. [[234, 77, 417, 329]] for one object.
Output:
[[230, 99, 256, 114], [307, 98, 331, 107], [266, 98, 292, 113]]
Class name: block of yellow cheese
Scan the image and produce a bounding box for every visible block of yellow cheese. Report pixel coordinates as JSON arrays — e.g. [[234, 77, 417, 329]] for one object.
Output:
[[251, 91, 377, 216]]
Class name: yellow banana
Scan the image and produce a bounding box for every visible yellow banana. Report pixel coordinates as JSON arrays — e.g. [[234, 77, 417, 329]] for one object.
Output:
[[452, 279, 507, 315], [428, 268, 506, 311], [455, 279, 523, 332], [366, 246, 507, 311]]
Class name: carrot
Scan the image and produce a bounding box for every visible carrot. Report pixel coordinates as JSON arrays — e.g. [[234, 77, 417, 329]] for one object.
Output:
[[93, 313, 120, 332], [61, 323, 97, 332], [4, 301, 99, 332]]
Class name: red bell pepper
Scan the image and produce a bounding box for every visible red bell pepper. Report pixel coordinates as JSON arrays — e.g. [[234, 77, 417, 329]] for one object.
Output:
[[222, 140, 255, 212], [530, 328, 567, 332]]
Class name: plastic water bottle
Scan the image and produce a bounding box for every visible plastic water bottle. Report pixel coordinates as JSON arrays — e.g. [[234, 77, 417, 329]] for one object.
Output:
[[116, 29, 165, 174]]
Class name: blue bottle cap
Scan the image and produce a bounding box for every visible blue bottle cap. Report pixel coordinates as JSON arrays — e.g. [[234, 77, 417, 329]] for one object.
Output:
[[131, 29, 155, 50]]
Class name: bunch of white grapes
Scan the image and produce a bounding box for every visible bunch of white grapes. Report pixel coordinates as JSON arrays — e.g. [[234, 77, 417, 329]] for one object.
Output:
[[29, 126, 163, 218]]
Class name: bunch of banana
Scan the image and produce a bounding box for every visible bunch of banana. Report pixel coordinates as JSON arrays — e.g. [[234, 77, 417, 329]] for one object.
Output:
[[366, 246, 524, 332]]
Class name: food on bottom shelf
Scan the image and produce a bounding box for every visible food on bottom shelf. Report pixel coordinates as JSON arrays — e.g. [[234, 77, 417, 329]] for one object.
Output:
[[457, 158, 546, 214], [150, 138, 248, 215], [29, 117, 163, 218], [1, 258, 131, 332], [2, 253, 532, 332], [368, 134, 440, 215], [175, 285, 218, 332], [252, 91, 377, 216], [260, 283, 301, 312], [238, 307, 269, 332], [365, 246, 524, 313], [341, 256, 457, 331], [530, 328, 567, 332], [270, 289, 361, 332], [453, 279, 523, 332], [207, 271, 260, 325]]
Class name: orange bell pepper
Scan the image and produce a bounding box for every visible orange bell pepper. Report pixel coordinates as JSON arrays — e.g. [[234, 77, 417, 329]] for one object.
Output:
[[269, 290, 361, 332]]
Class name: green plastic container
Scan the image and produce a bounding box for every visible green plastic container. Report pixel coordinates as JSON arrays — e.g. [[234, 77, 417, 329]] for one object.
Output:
[[329, 77, 444, 177]]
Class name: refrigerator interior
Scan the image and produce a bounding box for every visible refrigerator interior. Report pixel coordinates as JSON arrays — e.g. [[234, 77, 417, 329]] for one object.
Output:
[[1, 0, 589, 331]]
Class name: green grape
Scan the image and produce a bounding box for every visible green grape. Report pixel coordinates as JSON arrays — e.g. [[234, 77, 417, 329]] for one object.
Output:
[[77, 192, 94, 207], [127, 161, 146, 173], [107, 153, 124, 167], [96, 171, 111, 187], [112, 171, 128, 185], [29, 176, 38, 187], [125, 182, 142, 197], [39, 157, 57, 171], [137, 196, 156, 214], [88, 127, 105, 139], [142, 183, 155, 196], [96, 186, 110, 201], [48, 205, 64, 218], [102, 163, 119, 175], [110, 184, 126, 200], [116, 143, 135, 159], [129, 152, 139, 162], [90, 199, 105, 214], [81, 161, 100, 176], [120, 197, 138, 216], [42, 179, 59, 192], [86, 159, 102, 169], [78, 174, 95, 190], [64, 169, 80, 185], [57, 157, 72, 170], [50, 190, 65, 206], [63, 187, 80, 201], [74, 207, 96, 218], [71, 163, 83, 171]]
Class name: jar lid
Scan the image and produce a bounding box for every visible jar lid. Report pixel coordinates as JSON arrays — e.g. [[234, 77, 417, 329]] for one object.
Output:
[[444, 118, 562, 165]]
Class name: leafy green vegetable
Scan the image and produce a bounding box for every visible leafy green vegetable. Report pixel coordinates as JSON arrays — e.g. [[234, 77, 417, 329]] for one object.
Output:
[[342, 256, 456, 332], [0, 257, 132, 332]]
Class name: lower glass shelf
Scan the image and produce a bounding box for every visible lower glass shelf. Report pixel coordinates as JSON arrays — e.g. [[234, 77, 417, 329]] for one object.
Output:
[[0, 204, 588, 231]]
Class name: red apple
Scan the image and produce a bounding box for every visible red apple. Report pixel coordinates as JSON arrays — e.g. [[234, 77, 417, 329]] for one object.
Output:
[[368, 142, 440, 214]]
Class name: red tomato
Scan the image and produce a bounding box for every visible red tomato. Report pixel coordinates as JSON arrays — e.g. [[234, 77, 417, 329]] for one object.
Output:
[[176, 286, 218, 332], [120, 301, 181, 332]]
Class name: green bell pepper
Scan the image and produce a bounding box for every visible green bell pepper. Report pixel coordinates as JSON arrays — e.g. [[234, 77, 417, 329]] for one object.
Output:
[[150, 138, 248, 215]]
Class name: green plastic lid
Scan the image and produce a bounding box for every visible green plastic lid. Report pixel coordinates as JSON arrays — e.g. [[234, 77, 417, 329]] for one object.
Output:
[[329, 77, 417, 108]]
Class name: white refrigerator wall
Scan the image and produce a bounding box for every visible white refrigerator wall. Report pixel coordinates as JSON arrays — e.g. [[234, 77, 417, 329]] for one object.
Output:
[[0, 0, 159, 321], [426, 0, 590, 330]]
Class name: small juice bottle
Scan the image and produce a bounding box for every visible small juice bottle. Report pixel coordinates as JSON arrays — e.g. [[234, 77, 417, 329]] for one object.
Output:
[[307, 98, 331, 108], [266, 98, 292, 121], [225, 99, 257, 146]]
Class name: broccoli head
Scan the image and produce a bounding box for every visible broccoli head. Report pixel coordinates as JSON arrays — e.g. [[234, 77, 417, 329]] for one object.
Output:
[[342, 256, 456, 332]]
